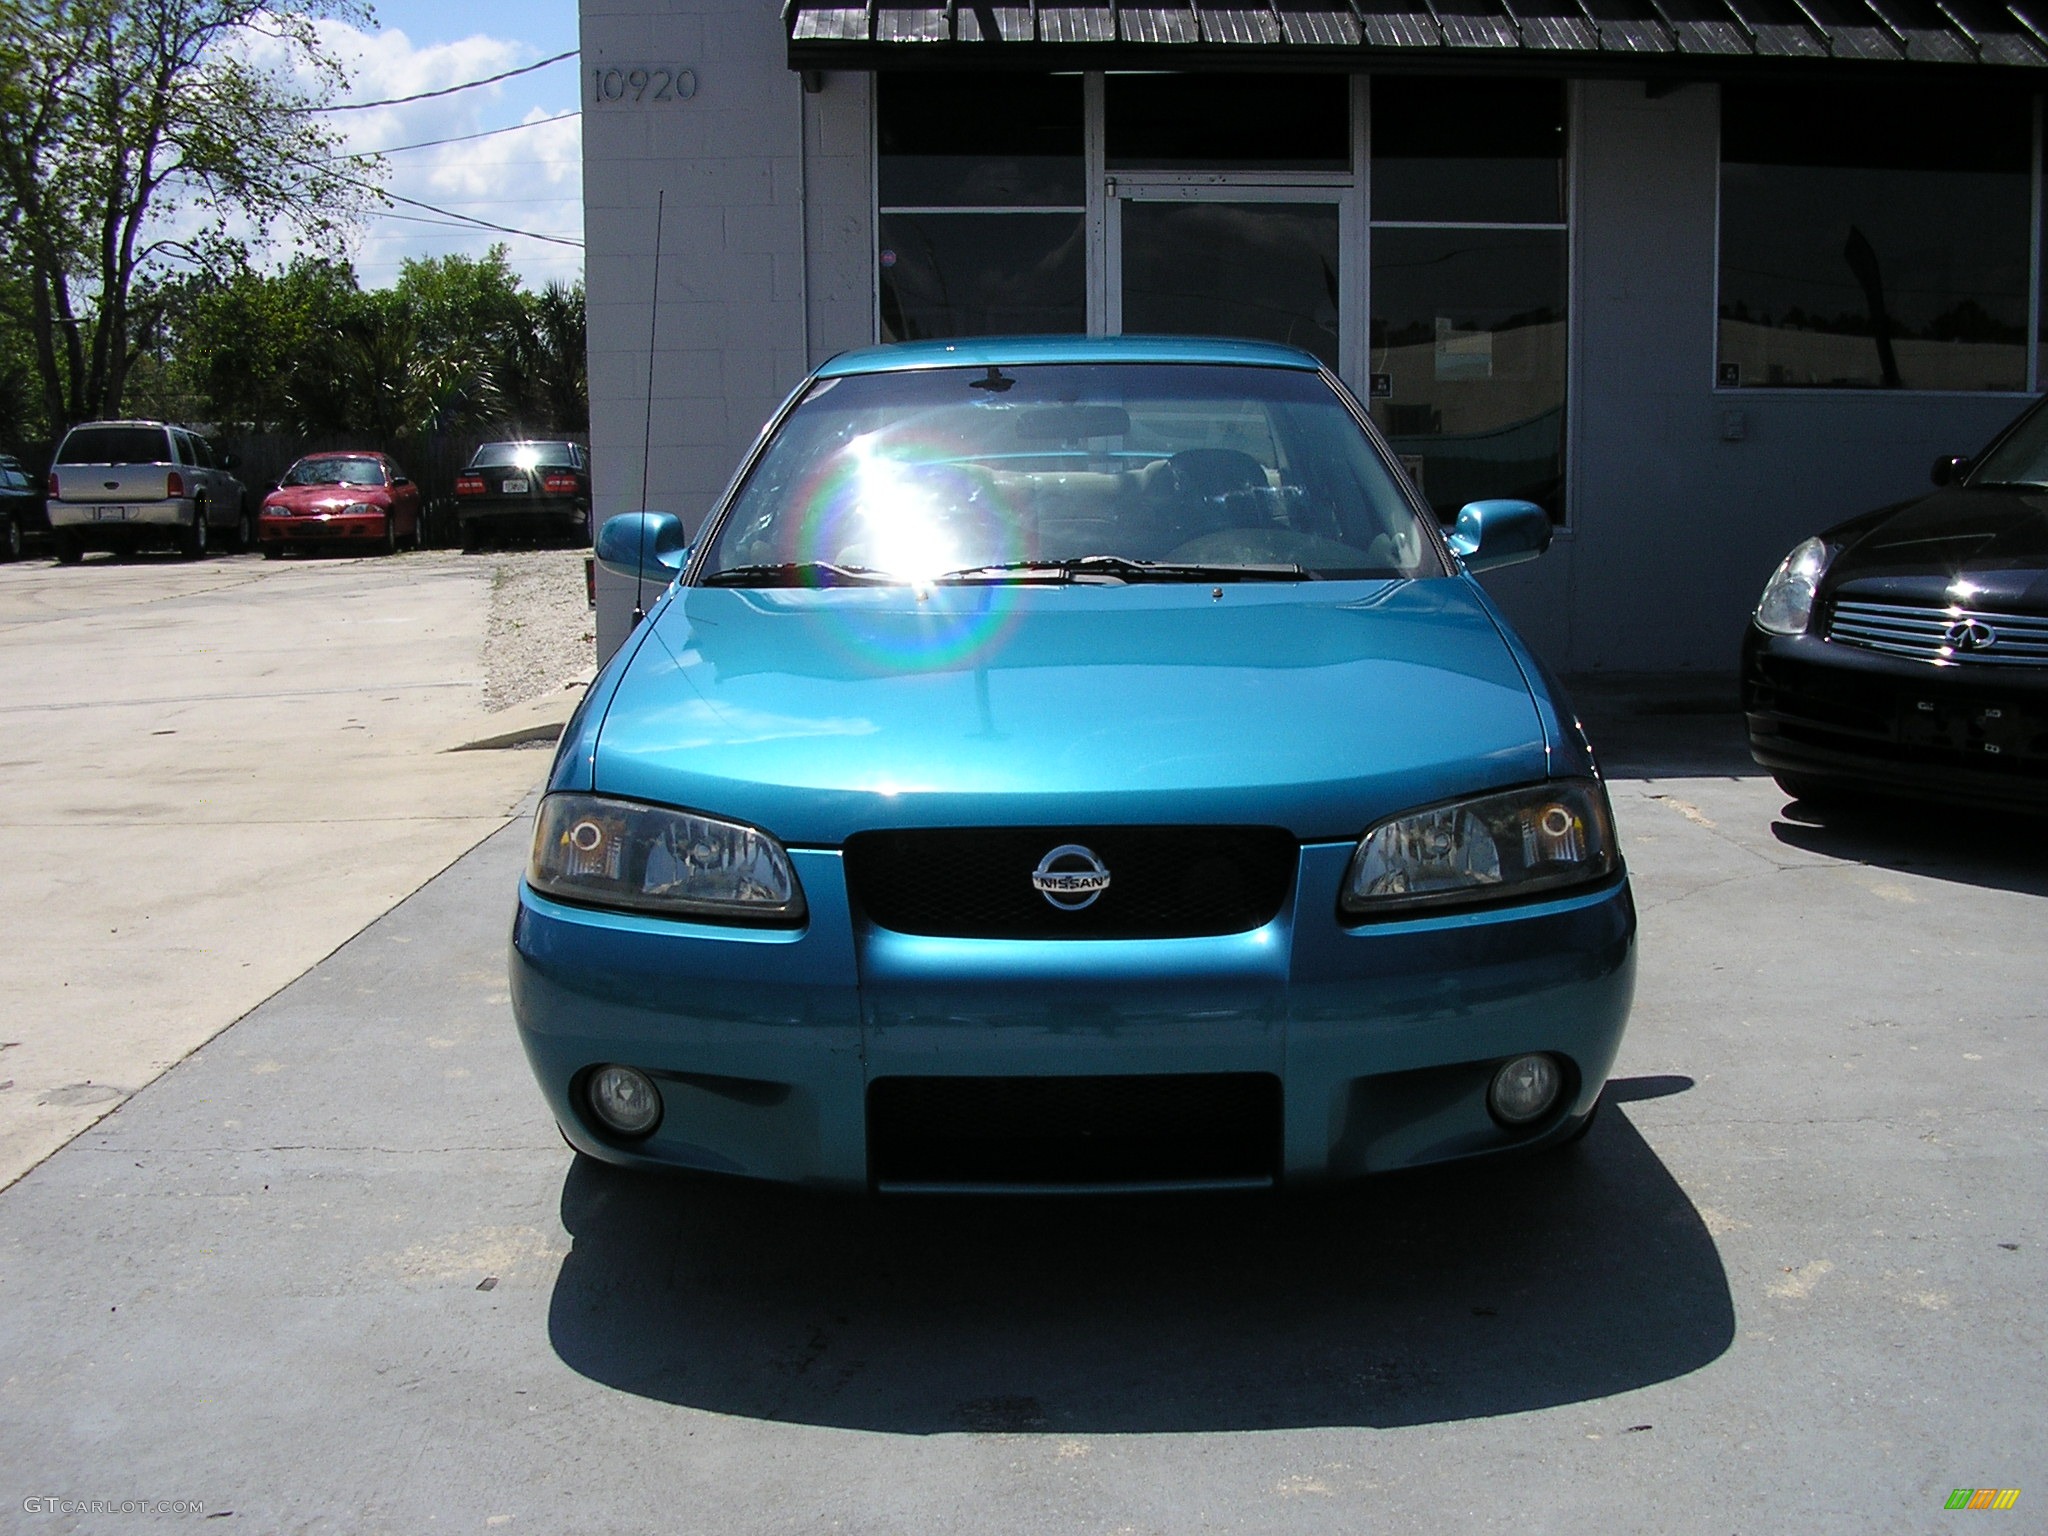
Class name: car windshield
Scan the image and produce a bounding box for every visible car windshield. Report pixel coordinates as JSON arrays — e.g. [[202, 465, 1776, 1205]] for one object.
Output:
[[283, 457, 385, 487], [1968, 400, 2048, 487], [57, 426, 170, 465], [471, 443, 576, 470], [698, 363, 1443, 585]]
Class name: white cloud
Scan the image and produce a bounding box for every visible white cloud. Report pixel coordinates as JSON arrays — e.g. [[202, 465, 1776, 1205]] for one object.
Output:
[[246, 21, 584, 291]]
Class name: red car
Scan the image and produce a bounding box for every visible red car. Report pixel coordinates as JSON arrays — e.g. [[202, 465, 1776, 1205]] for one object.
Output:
[[258, 452, 424, 557]]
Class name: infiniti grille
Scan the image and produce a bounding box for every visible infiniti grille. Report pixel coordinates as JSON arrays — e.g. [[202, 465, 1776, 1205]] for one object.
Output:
[[1829, 598, 2048, 666]]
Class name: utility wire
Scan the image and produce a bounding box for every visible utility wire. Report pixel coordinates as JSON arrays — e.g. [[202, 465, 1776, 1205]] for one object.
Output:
[[320, 163, 584, 247], [335, 109, 580, 159], [294, 49, 575, 113], [375, 187, 584, 247]]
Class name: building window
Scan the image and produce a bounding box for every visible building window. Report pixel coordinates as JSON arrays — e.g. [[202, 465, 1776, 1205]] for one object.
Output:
[[876, 73, 1085, 342], [1105, 73, 1349, 173], [1718, 83, 2032, 392], [1368, 77, 1568, 522]]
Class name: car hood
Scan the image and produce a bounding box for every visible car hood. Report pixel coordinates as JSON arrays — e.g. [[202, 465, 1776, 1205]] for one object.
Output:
[[1826, 487, 2048, 611], [265, 484, 387, 510], [588, 580, 1547, 843]]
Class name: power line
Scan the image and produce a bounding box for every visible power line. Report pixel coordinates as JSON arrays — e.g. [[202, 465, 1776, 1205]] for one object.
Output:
[[375, 187, 584, 248], [405, 195, 581, 206], [337, 109, 580, 159], [369, 209, 517, 233], [295, 49, 576, 113], [321, 163, 584, 248]]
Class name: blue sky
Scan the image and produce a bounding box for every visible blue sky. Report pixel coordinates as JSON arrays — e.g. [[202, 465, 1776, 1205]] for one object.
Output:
[[259, 0, 587, 289]]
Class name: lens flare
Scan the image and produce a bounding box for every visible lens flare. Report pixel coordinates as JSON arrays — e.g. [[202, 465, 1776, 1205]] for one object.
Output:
[[752, 434, 1034, 672]]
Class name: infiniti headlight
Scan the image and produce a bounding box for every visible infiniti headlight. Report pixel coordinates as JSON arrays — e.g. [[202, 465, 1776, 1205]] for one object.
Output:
[[1341, 779, 1618, 918], [1754, 536, 1830, 636], [528, 793, 805, 922]]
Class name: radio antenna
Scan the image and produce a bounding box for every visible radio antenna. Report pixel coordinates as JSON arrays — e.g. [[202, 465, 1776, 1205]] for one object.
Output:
[[633, 188, 666, 624]]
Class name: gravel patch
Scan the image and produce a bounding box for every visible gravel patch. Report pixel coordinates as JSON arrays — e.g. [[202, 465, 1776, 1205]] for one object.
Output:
[[482, 549, 596, 712]]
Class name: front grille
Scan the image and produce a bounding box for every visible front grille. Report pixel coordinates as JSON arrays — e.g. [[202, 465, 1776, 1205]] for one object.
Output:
[[1752, 651, 2048, 777], [867, 1073, 1282, 1188], [844, 825, 1297, 939], [1829, 598, 2048, 667]]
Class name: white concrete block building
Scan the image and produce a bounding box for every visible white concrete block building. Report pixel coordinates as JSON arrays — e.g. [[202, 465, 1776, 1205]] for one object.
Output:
[[579, 0, 2048, 669]]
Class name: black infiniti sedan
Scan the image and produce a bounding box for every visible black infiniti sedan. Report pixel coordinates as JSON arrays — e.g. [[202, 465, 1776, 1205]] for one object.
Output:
[[1744, 399, 2048, 811], [453, 440, 591, 550]]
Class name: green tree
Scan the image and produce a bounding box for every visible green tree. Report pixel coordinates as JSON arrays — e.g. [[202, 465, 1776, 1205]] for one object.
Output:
[[0, 0, 377, 431], [178, 255, 363, 431], [497, 280, 587, 435]]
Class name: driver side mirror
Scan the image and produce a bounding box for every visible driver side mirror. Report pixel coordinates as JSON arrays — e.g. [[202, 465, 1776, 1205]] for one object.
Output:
[[595, 511, 691, 586], [1930, 455, 1969, 487], [1446, 499, 1552, 572], [219, 451, 240, 471]]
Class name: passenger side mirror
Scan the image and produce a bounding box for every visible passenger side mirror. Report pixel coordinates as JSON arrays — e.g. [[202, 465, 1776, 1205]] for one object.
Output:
[[1930, 455, 1969, 487], [1446, 499, 1552, 572], [595, 511, 690, 585], [393, 475, 411, 487]]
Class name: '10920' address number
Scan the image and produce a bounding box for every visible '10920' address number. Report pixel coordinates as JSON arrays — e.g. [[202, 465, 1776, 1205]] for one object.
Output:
[[591, 67, 698, 104]]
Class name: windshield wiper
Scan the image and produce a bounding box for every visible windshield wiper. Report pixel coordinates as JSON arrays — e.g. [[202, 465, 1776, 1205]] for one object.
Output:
[[700, 561, 898, 588], [935, 555, 1307, 584]]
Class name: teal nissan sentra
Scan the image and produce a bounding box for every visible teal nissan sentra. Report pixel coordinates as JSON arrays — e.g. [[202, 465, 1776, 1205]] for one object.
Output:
[[512, 337, 1635, 1192]]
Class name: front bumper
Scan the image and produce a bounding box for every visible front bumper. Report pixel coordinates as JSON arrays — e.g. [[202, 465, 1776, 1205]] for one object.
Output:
[[259, 509, 388, 543], [1743, 626, 2048, 810], [511, 843, 1637, 1190]]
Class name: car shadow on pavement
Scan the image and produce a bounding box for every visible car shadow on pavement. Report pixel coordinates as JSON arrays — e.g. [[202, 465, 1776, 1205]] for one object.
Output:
[[1769, 798, 2048, 898], [1573, 707, 1761, 783], [546, 1075, 1731, 1432]]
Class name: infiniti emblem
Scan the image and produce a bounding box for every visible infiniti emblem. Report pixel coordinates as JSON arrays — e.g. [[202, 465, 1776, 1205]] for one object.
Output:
[[1943, 618, 1997, 653], [1031, 843, 1111, 911]]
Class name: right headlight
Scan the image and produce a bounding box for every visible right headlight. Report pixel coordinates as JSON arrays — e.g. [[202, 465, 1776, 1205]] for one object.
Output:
[[1341, 779, 1618, 918], [1754, 536, 1831, 636], [527, 793, 805, 923]]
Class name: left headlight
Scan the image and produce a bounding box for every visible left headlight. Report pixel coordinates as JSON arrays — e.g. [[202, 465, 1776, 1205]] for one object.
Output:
[[343, 500, 375, 516], [527, 793, 806, 923], [1754, 536, 1830, 635], [1341, 779, 1619, 918]]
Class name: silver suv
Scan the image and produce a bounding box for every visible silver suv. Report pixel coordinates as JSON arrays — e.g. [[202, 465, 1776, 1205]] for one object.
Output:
[[47, 421, 249, 563]]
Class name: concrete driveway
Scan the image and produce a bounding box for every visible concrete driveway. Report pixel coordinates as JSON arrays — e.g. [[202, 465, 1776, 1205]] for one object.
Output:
[[0, 551, 579, 1187], [1, 703, 2040, 1532]]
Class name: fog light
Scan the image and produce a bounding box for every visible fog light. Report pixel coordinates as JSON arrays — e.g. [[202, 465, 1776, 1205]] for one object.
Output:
[[1488, 1053, 1563, 1126], [587, 1065, 662, 1137]]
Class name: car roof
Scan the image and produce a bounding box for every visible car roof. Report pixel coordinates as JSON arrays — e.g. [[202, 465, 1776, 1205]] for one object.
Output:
[[815, 335, 1327, 379]]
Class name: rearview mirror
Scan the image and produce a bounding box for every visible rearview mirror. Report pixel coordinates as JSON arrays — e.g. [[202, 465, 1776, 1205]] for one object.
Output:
[[1930, 455, 1969, 487], [595, 511, 690, 585], [1446, 499, 1552, 572]]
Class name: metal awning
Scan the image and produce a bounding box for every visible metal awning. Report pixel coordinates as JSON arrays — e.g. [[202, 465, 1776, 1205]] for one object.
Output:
[[786, 0, 2048, 71]]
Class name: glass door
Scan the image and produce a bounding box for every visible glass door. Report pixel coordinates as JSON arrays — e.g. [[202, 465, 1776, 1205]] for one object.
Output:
[[1107, 185, 1352, 374]]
